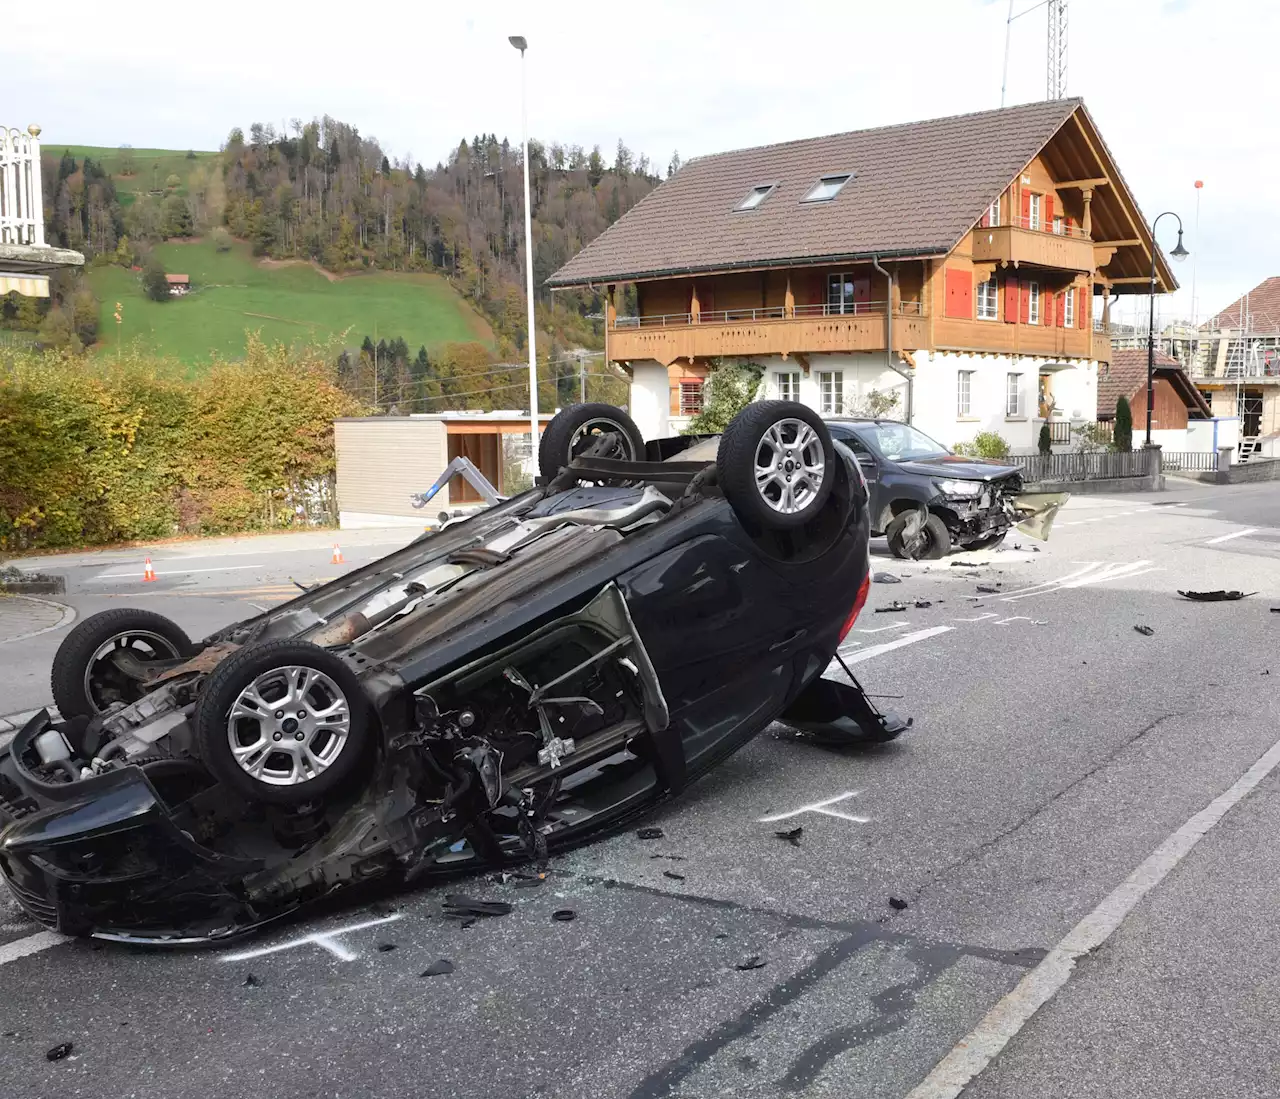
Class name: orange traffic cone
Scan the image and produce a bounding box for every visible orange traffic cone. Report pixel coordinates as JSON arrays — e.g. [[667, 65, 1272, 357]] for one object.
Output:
[[331, 542, 344, 565], [142, 557, 157, 582]]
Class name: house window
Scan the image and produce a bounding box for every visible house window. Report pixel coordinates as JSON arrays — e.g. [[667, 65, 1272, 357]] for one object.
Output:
[[1028, 280, 1041, 324], [1028, 193, 1042, 230], [679, 381, 703, 416], [776, 372, 800, 402], [957, 370, 974, 418], [1053, 216, 1064, 235], [819, 371, 844, 415], [802, 173, 853, 203], [1063, 289, 1075, 328], [977, 277, 999, 320], [736, 183, 776, 211], [1006, 373, 1022, 418], [989, 197, 1001, 226], [827, 273, 855, 314]]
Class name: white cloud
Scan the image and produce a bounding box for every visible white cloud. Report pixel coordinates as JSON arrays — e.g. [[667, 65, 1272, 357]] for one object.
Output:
[[3, 0, 1272, 319]]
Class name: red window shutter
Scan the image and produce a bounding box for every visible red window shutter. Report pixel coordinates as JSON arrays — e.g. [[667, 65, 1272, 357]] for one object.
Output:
[[1044, 290, 1055, 327], [1044, 194, 1055, 228], [853, 277, 871, 306], [1057, 291, 1067, 326], [944, 269, 972, 319], [1019, 282, 1031, 323], [1021, 189, 1031, 227], [1004, 279, 1019, 324]]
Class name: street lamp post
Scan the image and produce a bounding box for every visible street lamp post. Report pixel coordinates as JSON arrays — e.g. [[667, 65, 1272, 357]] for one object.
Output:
[[1145, 211, 1190, 445], [509, 35, 539, 451]]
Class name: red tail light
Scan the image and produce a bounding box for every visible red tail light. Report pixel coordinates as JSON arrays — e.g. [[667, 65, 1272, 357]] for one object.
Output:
[[839, 573, 871, 642]]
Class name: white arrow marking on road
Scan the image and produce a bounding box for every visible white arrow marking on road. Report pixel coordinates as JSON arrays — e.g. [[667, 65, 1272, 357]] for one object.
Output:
[[954, 612, 1000, 623], [856, 621, 914, 634], [219, 914, 402, 963], [1205, 528, 1258, 545], [838, 626, 953, 664], [1000, 561, 1156, 602], [994, 616, 1036, 626], [994, 561, 1102, 599], [758, 790, 869, 824]]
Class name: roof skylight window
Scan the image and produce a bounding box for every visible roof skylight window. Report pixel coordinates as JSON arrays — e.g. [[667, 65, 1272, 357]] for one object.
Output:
[[802, 173, 853, 203], [736, 183, 777, 211]]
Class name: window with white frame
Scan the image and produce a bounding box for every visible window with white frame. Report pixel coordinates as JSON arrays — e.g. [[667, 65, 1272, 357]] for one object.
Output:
[[1063, 288, 1075, 328], [1006, 373, 1022, 417], [819, 371, 844, 414], [679, 381, 703, 416], [1028, 280, 1041, 324], [1028, 193, 1042, 230], [1053, 216, 1064, 235], [736, 183, 777, 211], [957, 370, 974, 418], [826, 273, 860, 314], [802, 173, 853, 203], [977, 277, 999, 320], [776, 371, 800, 402], [988, 197, 1001, 226]]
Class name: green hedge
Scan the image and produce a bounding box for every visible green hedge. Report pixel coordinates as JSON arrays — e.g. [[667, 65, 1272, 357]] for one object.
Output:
[[0, 337, 360, 550]]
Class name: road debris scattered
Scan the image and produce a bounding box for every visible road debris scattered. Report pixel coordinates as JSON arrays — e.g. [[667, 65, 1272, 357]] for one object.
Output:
[[552, 909, 577, 922], [636, 827, 665, 840], [45, 1042, 74, 1062], [1177, 589, 1257, 602], [1134, 625, 1155, 636], [889, 897, 909, 911], [243, 973, 261, 988], [775, 826, 804, 847], [662, 869, 686, 882], [876, 602, 909, 613], [420, 959, 456, 978], [976, 584, 1001, 594], [735, 955, 767, 971], [873, 572, 902, 584], [649, 853, 687, 861], [377, 943, 397, 953], [443, 895, 513, 920]]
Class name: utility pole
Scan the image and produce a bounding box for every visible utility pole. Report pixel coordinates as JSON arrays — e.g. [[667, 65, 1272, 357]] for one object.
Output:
[[1047, 0, 1068, 99], [509, 35, 539, 448]]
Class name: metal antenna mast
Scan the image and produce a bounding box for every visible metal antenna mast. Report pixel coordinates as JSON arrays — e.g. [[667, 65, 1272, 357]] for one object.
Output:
[[1047, 0, 1068, 99]]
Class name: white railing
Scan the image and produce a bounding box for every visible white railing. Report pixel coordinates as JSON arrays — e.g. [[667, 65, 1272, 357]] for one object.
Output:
[[0, 126, 44, 247]]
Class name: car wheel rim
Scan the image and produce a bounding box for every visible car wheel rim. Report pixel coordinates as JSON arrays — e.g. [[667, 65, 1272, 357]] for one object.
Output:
[[226, 665, 351, 786], [568, 418, 635, 462], [84, 630, 183, 713], [754, 419, 825, 514]]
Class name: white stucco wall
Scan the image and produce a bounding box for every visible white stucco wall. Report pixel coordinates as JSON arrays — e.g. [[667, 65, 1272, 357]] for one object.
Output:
[[1186, 417, 1239, 453], [629, 362, 671, 441]]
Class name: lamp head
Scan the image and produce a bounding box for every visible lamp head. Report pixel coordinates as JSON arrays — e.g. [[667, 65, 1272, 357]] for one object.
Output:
[[508, 35, 527, 51], [1170, 229, 1189, 261]]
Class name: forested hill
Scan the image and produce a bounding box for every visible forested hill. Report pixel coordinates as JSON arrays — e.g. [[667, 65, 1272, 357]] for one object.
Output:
[[39, 118, 671, 362]]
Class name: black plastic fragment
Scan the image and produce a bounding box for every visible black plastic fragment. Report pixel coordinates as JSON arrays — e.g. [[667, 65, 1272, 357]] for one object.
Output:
[[872, 572, 902, 584], [420, 959, 455, 977], [663, 869, 686, 881], [243, 973, 261, 987], [443, 894, 513, 919], [649, 853, 687, 861], [876, 601, 909, 613], [889, 897, 909, 911], [46, 1042, 73, 1062], [377, 943, 397, 953], [636, 827, 664, 840], [735, 955, 767, 971], [1134, 625, 1155, 636], [552, 909, 576, 922], [1178, 589, 1257, 602], [976, 584, 1001, 594], [775, 826, 803, 847]]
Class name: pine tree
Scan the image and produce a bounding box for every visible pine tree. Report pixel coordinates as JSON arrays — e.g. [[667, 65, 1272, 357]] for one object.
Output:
[[1114, 396, 1133, 452], [1037, 423, 1053, 455]]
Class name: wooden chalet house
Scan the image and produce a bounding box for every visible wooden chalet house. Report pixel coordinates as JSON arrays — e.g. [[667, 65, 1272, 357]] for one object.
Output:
[[548, 99, 1177, 452]]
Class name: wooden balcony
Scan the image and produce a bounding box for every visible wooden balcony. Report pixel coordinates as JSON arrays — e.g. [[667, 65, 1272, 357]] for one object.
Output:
[[609, 303, 928, 366], [1091, 330, 1112, 364], [934, 317, 1094, 360], [971, 224, 1095, 274]]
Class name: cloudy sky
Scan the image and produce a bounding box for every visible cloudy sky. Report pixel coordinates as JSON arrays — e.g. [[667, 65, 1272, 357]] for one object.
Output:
[[4, 0, 1273, 322]]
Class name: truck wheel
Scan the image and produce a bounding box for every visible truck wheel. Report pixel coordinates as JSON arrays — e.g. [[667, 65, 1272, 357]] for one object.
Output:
[[538, 403, 645, 481], [717, 401, 834, 531], [51, 608, 194, 718], [193, 640, 372, 807]]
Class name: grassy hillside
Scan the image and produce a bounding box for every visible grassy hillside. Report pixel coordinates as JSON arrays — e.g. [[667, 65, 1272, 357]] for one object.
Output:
[[54, 145, 220, 207], [87, 239, 495, 363]]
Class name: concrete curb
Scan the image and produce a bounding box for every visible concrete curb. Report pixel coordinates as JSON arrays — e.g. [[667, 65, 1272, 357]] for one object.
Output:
[[0, 594, 76, 647]]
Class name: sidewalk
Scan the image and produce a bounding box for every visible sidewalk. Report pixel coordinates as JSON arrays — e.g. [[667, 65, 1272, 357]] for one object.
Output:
[[0, 594, 73, 743]]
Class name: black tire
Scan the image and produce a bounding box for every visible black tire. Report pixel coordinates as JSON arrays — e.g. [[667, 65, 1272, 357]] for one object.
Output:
[[51, 608, 194, 719], [885, 512, 951, 560], [965, 531, 1007, 552], [717, 401, 835, 531], [538, 403, 645, 482], [193, 640, 373, 807]]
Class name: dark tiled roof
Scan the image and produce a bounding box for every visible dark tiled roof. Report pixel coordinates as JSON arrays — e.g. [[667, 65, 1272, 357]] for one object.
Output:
[[1100, 347, 1211, 418], [1205, 275, 1280, 331], [548, 98, 1083, 287]]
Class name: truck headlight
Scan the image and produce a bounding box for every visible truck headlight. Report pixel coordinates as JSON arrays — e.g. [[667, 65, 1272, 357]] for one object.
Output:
[[934, 479, 983, 497]]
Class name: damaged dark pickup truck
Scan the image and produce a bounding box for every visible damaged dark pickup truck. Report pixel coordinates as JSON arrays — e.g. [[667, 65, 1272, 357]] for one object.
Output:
[[826, 419, 1066, 559], [0, 401, 908, 944]]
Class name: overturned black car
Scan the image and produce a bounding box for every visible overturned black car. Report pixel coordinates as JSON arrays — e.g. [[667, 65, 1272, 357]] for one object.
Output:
[[0, 401, 908, 944]]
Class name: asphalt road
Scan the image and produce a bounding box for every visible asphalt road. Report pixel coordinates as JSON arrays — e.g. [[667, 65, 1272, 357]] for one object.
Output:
[[3, 479, 1280, 1098]]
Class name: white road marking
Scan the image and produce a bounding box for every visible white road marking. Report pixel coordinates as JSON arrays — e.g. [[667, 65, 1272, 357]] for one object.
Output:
[[954, 612, 999, 623], [1205, 528, 1257, 545], [86, 564, 269, 581], [758, 790, 869, 825], [0, 930, 69, 967], [856, 621, 913, 634], [995, 562, 1101, 599], [839, 626, 953, 663], [906, 732, 1280, 1099], [219, 914, 402, 963], [994, 616, 1035, 626], [1002, 561, 1156, 602]]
